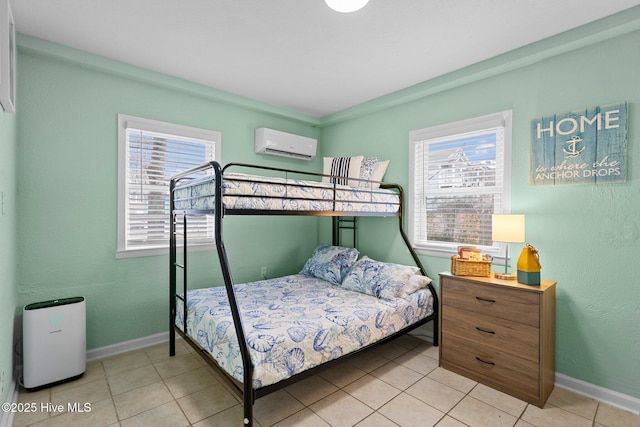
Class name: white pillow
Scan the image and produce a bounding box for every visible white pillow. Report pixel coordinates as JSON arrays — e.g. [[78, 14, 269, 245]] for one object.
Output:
[[322, 156, 364, 187], [396, 274, 432, 298], [369, 160, 389, 188]]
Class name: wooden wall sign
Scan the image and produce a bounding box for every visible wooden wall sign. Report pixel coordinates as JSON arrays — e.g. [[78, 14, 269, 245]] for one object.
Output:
[[530, 102, 627, 185]]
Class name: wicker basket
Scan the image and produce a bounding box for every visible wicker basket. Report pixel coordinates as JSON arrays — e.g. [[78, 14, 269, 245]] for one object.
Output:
[[451, 255, 492, 277]]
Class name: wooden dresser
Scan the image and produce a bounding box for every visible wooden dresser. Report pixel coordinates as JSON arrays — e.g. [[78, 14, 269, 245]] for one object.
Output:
[[439, 273, 556, 407]]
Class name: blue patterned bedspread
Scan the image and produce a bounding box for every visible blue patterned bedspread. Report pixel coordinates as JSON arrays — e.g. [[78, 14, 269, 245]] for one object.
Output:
[[175, 274, 434, 388]]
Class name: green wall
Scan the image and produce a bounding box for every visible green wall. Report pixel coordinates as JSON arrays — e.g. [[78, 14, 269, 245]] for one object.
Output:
[[0, 94, 17, 406], [320, 13, 640, 399], [10, 7, 640, 405], [15, 35, 322, 351]]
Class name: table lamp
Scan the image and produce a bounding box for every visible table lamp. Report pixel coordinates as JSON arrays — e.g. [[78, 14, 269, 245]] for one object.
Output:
[[492, 214, 525, 280]]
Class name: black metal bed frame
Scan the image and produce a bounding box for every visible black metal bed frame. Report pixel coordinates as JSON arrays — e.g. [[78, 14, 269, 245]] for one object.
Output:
[[169, 161, 439, 426]]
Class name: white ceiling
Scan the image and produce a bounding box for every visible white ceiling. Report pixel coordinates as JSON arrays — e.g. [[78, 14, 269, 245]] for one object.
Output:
[[12, 0, 640, 118]]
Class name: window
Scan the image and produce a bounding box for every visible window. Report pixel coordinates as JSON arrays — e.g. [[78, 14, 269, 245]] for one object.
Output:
[[409, 111, 512, 258], [117, 114, 221, 258]]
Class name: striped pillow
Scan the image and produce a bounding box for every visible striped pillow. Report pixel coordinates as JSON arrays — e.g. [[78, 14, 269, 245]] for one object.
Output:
[[322, 156, 364, 186]]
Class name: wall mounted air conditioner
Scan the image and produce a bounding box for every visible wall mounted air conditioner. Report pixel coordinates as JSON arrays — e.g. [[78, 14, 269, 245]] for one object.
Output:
[[255, 128, 317, 160]]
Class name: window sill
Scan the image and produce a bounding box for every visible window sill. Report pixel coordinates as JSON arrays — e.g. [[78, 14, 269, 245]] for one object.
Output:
[[116, 243, 216, 259], [413, 246, 457, 259], [413, 245, 502, 260]]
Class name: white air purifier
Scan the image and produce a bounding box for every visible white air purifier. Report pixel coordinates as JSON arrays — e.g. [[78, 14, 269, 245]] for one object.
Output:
[[23, 297, 86, 389]]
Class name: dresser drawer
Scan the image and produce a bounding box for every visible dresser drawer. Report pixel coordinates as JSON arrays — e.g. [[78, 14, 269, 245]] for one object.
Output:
[[441, 333, 539, 397], [442, 277, 540, 327], [442, 306, 539, 362]]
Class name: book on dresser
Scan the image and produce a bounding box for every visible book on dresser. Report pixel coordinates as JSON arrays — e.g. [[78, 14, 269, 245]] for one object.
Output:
[[438, 272, 556, 407]]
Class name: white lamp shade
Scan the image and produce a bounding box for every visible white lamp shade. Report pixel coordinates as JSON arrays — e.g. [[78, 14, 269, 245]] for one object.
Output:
[[324, 0, 370, 13], [492, 214, 525, 243]]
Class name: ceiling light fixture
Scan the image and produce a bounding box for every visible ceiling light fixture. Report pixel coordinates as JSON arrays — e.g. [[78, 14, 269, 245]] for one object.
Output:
[[324, 0, 370, 13]]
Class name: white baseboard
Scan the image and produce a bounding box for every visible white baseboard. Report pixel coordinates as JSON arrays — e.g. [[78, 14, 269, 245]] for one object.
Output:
[[555, 373, 639, 415], [86, 331, 169, 362], [0, 370, 19, 427]]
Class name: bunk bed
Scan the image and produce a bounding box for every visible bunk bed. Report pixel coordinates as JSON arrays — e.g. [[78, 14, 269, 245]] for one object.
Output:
[[169, 161, 439, 426]]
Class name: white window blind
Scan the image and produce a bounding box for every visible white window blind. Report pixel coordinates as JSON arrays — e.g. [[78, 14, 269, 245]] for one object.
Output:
[[409, 111, 512, 257], [117, 115, 221, 258]]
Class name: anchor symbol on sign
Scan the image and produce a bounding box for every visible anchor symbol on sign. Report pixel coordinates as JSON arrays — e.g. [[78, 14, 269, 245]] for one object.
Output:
[[563, 136, 585, 157]]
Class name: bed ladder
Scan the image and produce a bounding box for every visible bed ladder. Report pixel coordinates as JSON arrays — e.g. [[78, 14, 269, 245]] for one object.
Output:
[[332, 216, 357, 247], [169, 214, 188, 357]]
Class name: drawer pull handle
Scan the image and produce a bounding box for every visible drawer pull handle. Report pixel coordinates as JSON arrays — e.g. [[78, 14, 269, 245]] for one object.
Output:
[[475, 357, 496, 366], [475, 327, 496, 335], [475, 296, 496, 303]]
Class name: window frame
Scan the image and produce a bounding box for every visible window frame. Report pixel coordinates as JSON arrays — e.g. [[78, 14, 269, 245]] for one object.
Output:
[[116, 114, 222, 258], [408, 110, 513, 259]]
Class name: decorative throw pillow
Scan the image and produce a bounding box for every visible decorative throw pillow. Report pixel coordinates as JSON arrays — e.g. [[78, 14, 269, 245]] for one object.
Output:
[[358, 157, 378, 187], [396, 274, 433, 298], [341, 257, 420, 300], [322, 156, 364, 186], [369, 160, 390, 188], [300, 245, 360, 285]]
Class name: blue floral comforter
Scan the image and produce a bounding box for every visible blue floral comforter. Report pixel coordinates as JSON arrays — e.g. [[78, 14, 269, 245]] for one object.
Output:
[[175, 274, 434, 388]]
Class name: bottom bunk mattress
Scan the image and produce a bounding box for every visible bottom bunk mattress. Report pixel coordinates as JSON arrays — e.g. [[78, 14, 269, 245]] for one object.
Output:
[[175, 274, 434, 388]]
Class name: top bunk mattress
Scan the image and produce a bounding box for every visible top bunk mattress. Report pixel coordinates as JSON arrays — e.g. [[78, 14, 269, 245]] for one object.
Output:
[[173, 172, 400, 214], [175, 274, 434, 389]]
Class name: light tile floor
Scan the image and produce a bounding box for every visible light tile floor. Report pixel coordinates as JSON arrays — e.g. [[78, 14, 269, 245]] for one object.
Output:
[[12, 335, 640, 427]]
